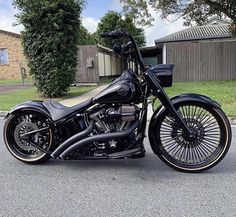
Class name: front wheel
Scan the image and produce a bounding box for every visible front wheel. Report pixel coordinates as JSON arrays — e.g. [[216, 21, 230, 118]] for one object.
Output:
[[149, 101, 232, 172], [4, 111, 53, 164]]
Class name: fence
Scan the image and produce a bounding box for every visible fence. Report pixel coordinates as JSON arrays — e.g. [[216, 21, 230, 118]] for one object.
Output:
[[166, 40, 236, 82]]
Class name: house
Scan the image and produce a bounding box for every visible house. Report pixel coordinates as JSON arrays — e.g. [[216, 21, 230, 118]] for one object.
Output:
[[0, 30, 28, 80], [3, 18, 235, 83], [140, 46, 162, 66], [76, 44, 125, 84], [154, 18, 236, 82], [78, 19, 236, 83], [0, 29, 124, 83]]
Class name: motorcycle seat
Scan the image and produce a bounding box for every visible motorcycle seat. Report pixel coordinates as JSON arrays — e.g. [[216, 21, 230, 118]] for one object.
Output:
[[43, 99, 93, 121]]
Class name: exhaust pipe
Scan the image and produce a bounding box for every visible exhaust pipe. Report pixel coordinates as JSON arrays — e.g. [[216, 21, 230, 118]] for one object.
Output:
[[51, 120, 95, 158], [60, 121, 139, 160]]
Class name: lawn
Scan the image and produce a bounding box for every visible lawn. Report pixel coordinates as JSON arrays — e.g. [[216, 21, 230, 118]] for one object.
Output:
[[155, 80, 236, 117], [0, 86, 96, 111], [0, 80, 235, 117]]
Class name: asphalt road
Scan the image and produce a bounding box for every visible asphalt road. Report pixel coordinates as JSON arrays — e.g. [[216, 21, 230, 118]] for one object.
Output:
[[0, 119, 235, 217]]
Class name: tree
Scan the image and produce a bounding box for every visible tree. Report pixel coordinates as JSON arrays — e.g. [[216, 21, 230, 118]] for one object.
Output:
[[120, 0, 154, 26], [78, 25, 96, 45], [96, 11, 146, 48], [13, 0, 83, 97], [120, 0, 236, 35]]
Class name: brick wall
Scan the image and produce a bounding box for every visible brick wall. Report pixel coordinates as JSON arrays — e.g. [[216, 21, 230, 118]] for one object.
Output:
[[0, 31, 28, 79]]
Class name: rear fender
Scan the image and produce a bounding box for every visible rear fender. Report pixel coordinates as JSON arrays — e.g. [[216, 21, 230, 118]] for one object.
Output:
[[5, 101, 51, 120]]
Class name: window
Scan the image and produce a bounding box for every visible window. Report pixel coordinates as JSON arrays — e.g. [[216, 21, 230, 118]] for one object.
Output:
[[0, 48, 9, 65], [143, 57, 158, 66]]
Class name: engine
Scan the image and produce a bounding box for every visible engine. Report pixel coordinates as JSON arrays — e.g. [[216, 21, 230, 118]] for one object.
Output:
[[87, 104, 140, 155], [105, 106, 138, 123], [90, 105, 138, 131]]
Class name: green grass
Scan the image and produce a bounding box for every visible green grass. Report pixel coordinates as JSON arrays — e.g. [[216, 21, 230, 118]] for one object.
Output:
[[99, 77, 117, 85], [0, 80, 235, 117], [154, 80, 236, 117], [0, 77, 113, 86], [0, 86, 96, 111], [0, 77, 109, 111]]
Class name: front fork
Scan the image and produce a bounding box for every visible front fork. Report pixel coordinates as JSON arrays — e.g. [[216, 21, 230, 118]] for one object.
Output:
[[137, 85, 148, 142], [145, 71, 192, 136]]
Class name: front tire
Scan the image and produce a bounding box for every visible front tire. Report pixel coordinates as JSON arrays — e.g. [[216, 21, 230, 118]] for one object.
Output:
[[149, 101, 232, 172], [4, 111, 53, 164]]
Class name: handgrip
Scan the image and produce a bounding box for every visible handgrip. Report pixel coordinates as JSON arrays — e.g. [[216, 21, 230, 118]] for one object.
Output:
[[100, 32, 111, 38]]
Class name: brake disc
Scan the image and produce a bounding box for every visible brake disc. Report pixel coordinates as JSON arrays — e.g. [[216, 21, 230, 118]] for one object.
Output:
[[14, 121, 39, 151]]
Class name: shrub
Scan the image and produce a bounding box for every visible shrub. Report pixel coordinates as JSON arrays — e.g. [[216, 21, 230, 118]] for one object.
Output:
[[14, 0, 83, 97]]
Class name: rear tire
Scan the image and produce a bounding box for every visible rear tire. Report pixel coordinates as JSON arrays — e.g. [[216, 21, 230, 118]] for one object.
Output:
[[149, 101, 232, 172], [4, 111, 53, 164]]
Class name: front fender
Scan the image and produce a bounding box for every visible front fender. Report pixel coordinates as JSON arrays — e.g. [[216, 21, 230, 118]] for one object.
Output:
[[170, 93, 220, 108], [5, 101, 51, 120], [150, 93, 220, 123]]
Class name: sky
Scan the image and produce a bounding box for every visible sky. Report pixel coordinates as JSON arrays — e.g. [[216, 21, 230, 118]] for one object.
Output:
[[0, 0, 186, 46]]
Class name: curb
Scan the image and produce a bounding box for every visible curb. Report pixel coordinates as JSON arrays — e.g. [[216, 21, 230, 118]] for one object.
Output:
[[229, 117, 236, 126], [0, 111, 7, 119]]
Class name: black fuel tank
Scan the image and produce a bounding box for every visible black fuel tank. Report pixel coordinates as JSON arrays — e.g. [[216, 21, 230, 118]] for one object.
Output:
[[93, 70, 140, 104]]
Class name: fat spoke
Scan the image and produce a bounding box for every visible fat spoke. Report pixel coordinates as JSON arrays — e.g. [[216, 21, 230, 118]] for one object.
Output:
[[159, 103, 224, 166]]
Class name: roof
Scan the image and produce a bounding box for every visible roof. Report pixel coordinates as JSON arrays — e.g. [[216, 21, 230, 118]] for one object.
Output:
[[139, 46, 161, 56], [97, 44, 114, 53], [139, 46, 159, 52], [0, 29, 21, 38], [155, 24, 232, 44]]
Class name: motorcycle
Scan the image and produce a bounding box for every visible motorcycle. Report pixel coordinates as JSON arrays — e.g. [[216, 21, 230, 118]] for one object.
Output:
[[3, 30, 232, 172]]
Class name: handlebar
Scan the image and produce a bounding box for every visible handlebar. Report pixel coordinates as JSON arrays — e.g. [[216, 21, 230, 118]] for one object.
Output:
[[113, 41, 133, 55], [100, 29, 129, 39], [100, 29, 145, 73]]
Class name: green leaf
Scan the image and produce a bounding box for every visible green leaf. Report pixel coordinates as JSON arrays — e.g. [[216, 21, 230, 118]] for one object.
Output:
[[13, 0, 83, 97]]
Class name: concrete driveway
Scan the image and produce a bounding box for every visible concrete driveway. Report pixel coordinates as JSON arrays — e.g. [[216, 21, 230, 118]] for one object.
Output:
[[0, 84, 32, 93], [0, 119, 235, 217]]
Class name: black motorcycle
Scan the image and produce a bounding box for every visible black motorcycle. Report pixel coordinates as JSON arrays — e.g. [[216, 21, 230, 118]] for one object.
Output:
[[3, 30, 232, 172]]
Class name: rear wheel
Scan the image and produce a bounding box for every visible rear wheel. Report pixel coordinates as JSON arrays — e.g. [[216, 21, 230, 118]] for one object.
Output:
[[149, 102, 232, 172], [4, 111, 53, 164]]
